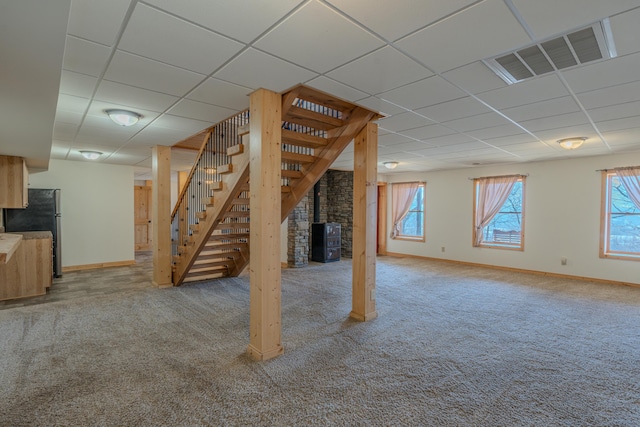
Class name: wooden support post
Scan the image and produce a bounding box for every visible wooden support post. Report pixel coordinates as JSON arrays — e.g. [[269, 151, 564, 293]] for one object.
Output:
[[152, 145, 172, 288], [247, 88, 284, 361], [351, 122, 378, 321]]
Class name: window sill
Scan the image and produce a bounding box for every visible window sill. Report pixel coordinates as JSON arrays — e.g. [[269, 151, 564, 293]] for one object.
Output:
[[600, 253, 640, 261], [477, 243, 523, 251], [393, 235, 425, 242]]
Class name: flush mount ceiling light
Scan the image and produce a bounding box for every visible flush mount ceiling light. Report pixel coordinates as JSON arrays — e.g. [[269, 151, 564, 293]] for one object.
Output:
[[105, 109, 142, 126], [557, 137, 587, 150], [383, 161, 399, 169], [79, 150, 103, 160]]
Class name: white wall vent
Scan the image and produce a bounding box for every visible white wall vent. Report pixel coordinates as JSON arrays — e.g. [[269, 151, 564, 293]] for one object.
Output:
[[484, 19, 617, 84]]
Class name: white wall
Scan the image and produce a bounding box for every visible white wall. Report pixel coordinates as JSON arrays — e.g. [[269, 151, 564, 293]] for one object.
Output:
[[29, 159, 134, 267], [383, 152, 640, 285]]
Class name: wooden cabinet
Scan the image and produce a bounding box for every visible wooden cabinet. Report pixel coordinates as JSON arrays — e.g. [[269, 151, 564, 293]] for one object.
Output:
[[0, 232, 52, 301], [0, 155, 28, 208]]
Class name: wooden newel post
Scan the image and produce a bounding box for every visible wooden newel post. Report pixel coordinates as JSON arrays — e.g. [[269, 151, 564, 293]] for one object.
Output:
[[351, 122, 378, 321], [152, 145, 173, 288], [247, 88, 284, 360]]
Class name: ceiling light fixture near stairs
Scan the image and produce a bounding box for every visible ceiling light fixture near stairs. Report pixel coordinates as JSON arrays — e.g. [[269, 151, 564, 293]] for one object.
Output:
[[105, 109, 142, 126], [79, 150, 103, 160], [384, 161, 399, 169], [484, 19, 617, 84], [557, 137, 587, 150]]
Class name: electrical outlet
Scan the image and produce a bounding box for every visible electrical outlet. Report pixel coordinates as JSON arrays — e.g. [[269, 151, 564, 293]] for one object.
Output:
[[441, 246, 445, 253], [561, 257, 567, 265]]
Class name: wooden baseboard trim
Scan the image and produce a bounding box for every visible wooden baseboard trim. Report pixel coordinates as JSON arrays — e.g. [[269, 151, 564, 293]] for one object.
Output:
[[281, 262, 288, 269], [384, 252, 640, 288], [62, 260, 136, 273]]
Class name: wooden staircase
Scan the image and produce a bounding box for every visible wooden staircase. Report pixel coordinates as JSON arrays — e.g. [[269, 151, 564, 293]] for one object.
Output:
[[171, 85, 381, 286]]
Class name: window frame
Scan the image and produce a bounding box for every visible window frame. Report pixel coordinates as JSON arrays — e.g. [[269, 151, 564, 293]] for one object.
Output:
[[472, 176, 525, 251], [394, 182, 426, 242], [599, 171, 640, 261]]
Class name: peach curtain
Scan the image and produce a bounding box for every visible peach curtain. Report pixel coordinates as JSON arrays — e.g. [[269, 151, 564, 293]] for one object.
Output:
[[474, 176, 518, 246], [391, 182, 420, 238], [615, 167, 640, 209]]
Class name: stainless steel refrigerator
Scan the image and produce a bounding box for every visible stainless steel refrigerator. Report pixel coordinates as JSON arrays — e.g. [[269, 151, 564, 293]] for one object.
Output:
[[3, 188, 62, 277]]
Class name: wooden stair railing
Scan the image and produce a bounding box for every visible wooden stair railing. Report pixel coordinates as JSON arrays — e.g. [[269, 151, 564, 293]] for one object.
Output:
[[170, 85, 381, 286]]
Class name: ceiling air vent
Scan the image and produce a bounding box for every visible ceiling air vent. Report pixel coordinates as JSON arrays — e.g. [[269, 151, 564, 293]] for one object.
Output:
[[484, 19, 617, 84]]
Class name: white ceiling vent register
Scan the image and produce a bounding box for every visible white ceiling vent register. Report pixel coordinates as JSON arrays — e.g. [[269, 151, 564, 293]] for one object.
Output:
[[484, 19, 617, 84]]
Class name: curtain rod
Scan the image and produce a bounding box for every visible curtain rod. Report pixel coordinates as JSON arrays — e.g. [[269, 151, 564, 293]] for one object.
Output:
[[389, 181, 425, 185], [596, 166, 640, 172], [467, 173, 528, 181]]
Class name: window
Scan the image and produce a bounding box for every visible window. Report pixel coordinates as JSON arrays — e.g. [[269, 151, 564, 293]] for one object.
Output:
[[473, 176, 525, 250], [600, 170, 640, 260], [391, 182, 425, 241]]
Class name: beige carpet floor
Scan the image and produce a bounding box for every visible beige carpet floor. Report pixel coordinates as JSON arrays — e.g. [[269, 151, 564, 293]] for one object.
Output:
[[0, 256, 639, 426]]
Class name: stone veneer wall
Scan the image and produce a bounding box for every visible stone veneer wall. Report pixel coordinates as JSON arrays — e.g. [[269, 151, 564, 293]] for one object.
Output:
[[289, 170, 354, 263], [326, 170, 353, 258], [287, 193, 309, 268]]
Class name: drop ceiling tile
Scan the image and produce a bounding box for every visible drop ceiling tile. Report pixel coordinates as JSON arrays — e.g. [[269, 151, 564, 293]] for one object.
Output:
[[355, 96, 406, 116], [510, 0, 640, 40], [587, 100, 640, 122], [305, 77, 369, 102], [54, 110, 84, 126], [188, 78, 253, 110], [59, 70, 98, 98], [62, 36, 112, 77], [611, 7, 640, 56], [520, 112, 590, 132], [94, 80, 179, 112], [577, 80, 640, 110], [444, 112, 512, 132], [400, 124, 455, 141], [467, 123, 528, 140], [327, 46, 432, 94], [57, 94, 90, 114], [119, 4, 244, 75], [145, 0, 303, 43], [67, 0, 131, 46], [562, 51, 640, 94], [378, 112, 435, 132], [214, 48, 318, 92], [168, 99, 239, 123], [396, 0, 531, 73], [477, 74, 569, 110], [482, 133, 538, 147], [379, 133, 416, 146], [75, 125, 136, 146], [442, 61, 508, 95], [152, 114, 213, 134], [386, 141, 436, 152], [415, 96, 493, 123], [326, 0, 476, 41], [411, 141, 487, 156], [254, 1, 384, 74], [502, 97, 581, 122], [104, 51, 205, 96], [129, 127, 191, 147], [602, 127, 640, 145], [53, 122, 78, 141], [380, 76, 467, 110], [596, 116, 640, 133], [50, 142, 72, 159], [422, 133, 476, 147]]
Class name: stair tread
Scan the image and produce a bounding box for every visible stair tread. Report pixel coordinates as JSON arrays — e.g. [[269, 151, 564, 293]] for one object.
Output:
[[283, 105, 343, 131], [282, 129, 328, 149], [281, 150, 315, 164]]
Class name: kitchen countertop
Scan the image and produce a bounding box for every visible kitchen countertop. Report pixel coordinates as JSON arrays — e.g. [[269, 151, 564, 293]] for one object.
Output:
[[0, 233, 23, 264], [6, 231, 53, 240]]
